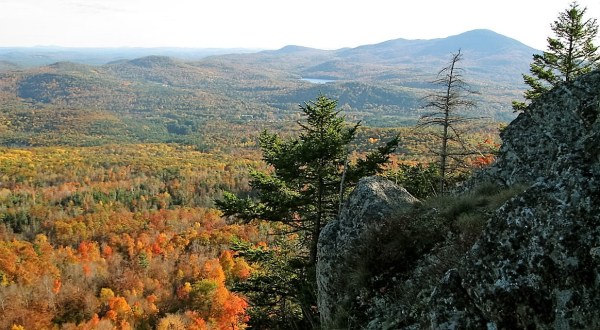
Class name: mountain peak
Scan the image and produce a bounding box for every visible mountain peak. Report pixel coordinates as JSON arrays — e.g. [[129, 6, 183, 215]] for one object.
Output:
[[332, 28, 536, 70], [277, 45, 315, 52], [440, 29, 537, 53], [456, 29, 503, 37], [263, 45, 330, 56]]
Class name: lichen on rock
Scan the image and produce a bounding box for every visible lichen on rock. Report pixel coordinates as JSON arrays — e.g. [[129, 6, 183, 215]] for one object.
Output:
[[316, 70, 600, 329], [431, 70, 600, 329], [317, 176, 419, 329]]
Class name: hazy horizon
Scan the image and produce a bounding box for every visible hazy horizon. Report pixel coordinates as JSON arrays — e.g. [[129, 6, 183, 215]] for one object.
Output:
[[0, 29, 537, 52], [1, 0, 599, 51]]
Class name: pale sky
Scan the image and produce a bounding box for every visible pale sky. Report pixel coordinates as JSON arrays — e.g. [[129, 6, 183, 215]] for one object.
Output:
[[0, 0, 599, 50]]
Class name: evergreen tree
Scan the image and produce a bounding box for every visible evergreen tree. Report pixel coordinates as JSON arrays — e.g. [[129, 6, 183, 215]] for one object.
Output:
[[216, 95, 398, 328], [513, 1, 599, 111]]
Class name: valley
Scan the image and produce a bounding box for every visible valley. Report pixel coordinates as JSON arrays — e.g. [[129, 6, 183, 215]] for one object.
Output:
[[0, 29, 534, 149], [0, 29, 530, 329]]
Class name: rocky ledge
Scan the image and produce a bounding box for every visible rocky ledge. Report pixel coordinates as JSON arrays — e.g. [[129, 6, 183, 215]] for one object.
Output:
[[317, 70, 600, 329]]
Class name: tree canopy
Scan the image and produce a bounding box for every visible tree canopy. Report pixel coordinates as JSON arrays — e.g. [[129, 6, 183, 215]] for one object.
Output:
[[514, 1, 599, 111], [218, 95, 398, 265], [216, 94, 398, 327]]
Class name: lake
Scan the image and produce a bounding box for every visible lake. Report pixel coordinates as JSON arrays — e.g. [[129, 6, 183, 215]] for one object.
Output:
[[301, 78, 336, 84]]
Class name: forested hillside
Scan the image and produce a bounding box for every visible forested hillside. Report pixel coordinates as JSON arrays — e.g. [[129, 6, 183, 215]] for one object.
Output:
[[0, 29, 521, 329], [0, 29, 534, 138], [0, 145, 263, 329]]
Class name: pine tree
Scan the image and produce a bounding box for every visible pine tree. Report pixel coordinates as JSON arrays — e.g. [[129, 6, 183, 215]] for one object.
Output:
[[216, 95, 398, 327], [217, 95, 397, 266], [513, 1, 599, 111]]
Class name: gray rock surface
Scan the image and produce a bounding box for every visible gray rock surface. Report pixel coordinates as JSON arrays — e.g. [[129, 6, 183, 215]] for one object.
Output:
[[432, 166, 600, 329], [430, 70, 600, 328], [317, 176, 419, 329], [316, 70, 600, 329], [476, 70, 600, 186]]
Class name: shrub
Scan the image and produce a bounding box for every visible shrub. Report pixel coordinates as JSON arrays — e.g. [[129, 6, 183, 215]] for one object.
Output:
[[338, 181, 527, 327]]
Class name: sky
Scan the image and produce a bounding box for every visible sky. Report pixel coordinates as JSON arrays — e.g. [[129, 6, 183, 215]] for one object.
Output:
[[0, 0, 599, 50]]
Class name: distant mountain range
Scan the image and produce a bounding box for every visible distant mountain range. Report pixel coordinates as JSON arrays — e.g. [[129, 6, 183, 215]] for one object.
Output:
[[203, 29, 537, 86], [0, 47, 262, 67], [0, 29, 537, 76], [0, 29, 539, 146]]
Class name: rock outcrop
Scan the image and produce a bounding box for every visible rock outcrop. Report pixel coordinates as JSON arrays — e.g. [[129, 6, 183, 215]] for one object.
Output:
[[476, 70, 600, 186], [317, 176, 419, 329], [430, 70, 600, 328], [316, 70, 600, 329], [431, 168, 600, 328]]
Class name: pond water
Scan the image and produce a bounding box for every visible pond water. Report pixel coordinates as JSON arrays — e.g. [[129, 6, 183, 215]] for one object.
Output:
[[300, 78, 336, 84]]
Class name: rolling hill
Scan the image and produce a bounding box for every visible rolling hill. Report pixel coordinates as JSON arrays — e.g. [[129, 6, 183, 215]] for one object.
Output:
[[0, 29, 537, 146]]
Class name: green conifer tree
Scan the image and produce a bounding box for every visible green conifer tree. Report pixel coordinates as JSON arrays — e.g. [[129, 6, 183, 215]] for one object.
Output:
[[514, 1, 599, 111], [216, 95, 398, 328], [218, 95, 397, 266]]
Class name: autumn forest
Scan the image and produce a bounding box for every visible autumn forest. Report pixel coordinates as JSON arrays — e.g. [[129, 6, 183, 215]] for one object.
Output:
[[0, 30, 526, 330]]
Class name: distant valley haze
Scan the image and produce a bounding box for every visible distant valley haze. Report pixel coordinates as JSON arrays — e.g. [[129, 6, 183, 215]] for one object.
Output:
[[0, 28, 536, 66], [1, 1, 597, 143], [0, 28, 538, 139]]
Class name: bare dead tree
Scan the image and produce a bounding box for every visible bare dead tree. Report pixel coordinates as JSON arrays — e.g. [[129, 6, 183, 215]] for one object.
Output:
[[418, 49, 479, 193]]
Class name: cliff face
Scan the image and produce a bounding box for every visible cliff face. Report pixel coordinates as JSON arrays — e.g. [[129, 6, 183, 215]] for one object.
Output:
[[317, 70, 600, 329]]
